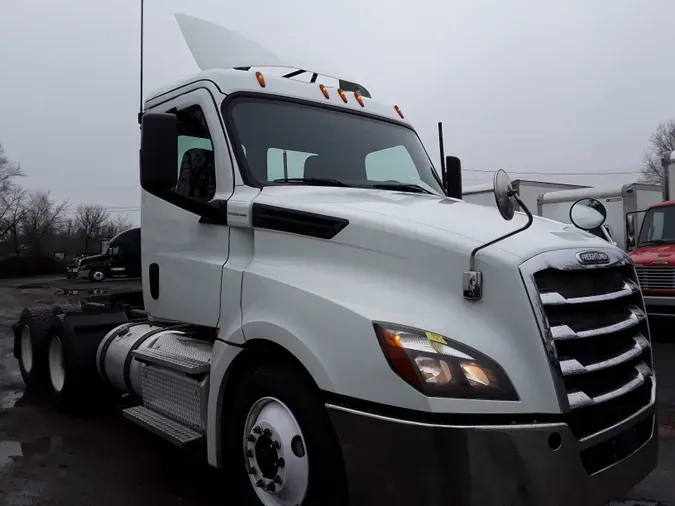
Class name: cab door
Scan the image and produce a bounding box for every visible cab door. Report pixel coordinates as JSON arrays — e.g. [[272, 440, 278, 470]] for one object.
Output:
[[141, 86, 234, 326]]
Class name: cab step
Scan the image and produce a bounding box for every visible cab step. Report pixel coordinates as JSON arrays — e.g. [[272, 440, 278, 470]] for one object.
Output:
[[122, 406, 202, 448], [132, 347, 210, 374]]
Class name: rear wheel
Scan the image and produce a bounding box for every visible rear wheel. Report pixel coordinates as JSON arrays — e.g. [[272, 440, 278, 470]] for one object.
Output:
[[16, 307, 54, 390], [223, 361, 347, 506]]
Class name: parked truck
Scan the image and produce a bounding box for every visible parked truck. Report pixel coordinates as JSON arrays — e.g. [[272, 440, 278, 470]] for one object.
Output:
[[76, 227, 142, 282], [11, 13, 657, 506], [538, 183, 662, 251], [627, 151, 675, 318], [463, 178, 587, 211]]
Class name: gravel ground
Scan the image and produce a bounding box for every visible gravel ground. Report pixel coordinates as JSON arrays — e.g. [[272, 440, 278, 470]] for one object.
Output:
[[0, 276, 674, 505]]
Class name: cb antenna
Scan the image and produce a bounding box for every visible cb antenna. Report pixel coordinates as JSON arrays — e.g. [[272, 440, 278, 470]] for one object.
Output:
[[138, 0, 145, 124]]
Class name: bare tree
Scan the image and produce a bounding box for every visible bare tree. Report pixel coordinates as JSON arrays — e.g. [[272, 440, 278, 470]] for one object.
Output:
[[641, 120, 675, 184], [21, 191, 67, 255], [101, 214, 134, 238], [74, 204, 109, 254], [1, 186, 27, 256], [0, 143, 24, 233], [59, 217, 77, 237]]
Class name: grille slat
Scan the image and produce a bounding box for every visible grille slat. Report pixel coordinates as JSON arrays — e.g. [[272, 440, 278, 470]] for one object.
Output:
[[550, 307, 645, 340], [524, 253, 654, 441], [635, 265, 675, 290], [560, 335, 650, 376], [540, 280, 638, 306]]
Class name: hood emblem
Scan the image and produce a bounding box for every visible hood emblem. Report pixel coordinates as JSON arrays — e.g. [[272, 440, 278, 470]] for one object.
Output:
[[651, 260, 669, 266], [576, 251, 610, 265]]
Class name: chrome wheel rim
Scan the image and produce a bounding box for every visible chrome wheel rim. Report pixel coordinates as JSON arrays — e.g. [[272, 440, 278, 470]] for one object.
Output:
[[93, 270, 104, 281], [20, 325, 33, 373], [243, 397, 309, 506], [48, 335, 65, 392]]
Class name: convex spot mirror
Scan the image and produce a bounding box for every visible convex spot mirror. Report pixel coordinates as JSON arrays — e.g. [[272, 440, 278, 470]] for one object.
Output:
[[493, 169, 516, 221], [570, 198, 607, 231]]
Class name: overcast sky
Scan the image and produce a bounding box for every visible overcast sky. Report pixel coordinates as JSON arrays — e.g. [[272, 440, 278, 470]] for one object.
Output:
[[1, 0, 674, 224]]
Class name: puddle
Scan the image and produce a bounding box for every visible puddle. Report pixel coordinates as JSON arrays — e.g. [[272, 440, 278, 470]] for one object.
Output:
[[56, 288, 110, 296], [0, 441, 22, 467], [14, 284, 50, 290], [0, 436, 64, 468], [1, 389, 24, 410]]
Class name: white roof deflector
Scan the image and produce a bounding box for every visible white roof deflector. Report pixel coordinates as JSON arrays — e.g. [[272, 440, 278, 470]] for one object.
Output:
[[175, 13, 372, 98]]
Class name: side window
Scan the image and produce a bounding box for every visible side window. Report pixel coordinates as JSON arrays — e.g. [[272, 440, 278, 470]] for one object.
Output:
[[266, 148, 316, 181], [175, 106, 215, 201], [365, 145, 419, 182]]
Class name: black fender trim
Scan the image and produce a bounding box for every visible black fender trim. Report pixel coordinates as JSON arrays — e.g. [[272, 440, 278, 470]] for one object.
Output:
[[251, 203, 349, 239]]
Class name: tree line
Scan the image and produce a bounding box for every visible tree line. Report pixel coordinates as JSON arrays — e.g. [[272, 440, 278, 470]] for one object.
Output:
[[0, 144, 133, 258]]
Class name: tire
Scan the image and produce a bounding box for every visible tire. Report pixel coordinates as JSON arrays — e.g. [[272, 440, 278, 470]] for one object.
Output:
[[89, 268, 106, 282], [45, 316, 117, 412], [223, 361, 348, 506], [15, 307, 56, 391]]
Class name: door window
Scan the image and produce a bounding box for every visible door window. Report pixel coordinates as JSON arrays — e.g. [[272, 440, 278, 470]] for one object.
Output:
[[175, 106, 216, 201]]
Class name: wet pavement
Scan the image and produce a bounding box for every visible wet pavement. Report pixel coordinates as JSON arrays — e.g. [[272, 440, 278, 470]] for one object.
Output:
[[0, 275, 674, 505]]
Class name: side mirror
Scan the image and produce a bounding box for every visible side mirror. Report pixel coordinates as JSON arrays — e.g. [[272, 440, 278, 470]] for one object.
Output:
[[569, 198, 607, 231], [140, 112, 178, 191], [445, 156, 462, 199], [626, 213, 636, 237], [493, 169, 516, 220], [627, 235, 636, 249]]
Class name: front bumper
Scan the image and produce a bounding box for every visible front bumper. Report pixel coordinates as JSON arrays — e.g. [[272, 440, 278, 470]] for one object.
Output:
[[77, 268, 89, 279], [643, 295, 675, 317], [327, 402, 657, 506]]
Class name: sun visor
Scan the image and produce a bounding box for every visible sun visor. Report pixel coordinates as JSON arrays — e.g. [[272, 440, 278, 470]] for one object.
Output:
[[175, 13, 371, 98]]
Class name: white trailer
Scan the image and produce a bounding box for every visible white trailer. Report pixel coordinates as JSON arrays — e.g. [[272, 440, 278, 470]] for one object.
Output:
[[463, 179, 587, 212], [538, 183, 662, 250], [11, 13, 657, 506]]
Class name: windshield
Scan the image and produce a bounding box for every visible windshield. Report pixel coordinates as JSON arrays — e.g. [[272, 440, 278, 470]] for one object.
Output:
[[224, 96, 444, 195], [638, 205, 675, 246]]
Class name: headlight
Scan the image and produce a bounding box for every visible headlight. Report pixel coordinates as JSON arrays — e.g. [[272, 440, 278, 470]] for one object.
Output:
[[374, 322, 518, 401]]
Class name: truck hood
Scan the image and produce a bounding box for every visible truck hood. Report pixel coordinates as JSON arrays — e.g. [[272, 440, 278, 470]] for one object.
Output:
[[255, 186, 612, 263], [80, 254, 106, 265], [629, 244, 675, 266]]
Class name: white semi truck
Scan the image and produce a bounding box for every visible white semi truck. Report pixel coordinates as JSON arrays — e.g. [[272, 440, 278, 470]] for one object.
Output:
[[12, 14, 657, 506]]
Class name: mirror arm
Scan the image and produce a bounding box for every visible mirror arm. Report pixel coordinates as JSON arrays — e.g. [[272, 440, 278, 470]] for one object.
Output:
[[146, 187, 228, 225], [469, 193, 534, 271]]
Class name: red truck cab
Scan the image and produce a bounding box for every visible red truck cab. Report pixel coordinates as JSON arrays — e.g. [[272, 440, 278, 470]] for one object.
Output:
[[629, 200, 675, 317]]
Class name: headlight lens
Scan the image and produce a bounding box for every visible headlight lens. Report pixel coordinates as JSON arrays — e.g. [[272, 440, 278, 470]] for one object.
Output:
[[374, 322, 518, 401]]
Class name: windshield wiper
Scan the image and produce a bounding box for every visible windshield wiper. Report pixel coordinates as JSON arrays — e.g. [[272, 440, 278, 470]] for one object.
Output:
[[272, 177, 350, 187], [371, 182, 433, 194]]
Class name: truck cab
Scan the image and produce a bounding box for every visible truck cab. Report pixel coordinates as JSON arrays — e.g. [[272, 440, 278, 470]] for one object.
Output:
[[12, 14, 657, 506], [629, 200, 675, 317], [77, 227, 141, 282]]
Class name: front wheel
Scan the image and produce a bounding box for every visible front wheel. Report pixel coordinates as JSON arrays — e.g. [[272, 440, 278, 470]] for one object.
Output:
[[89, 268, 106, 282], [223, 362, 348, 506]]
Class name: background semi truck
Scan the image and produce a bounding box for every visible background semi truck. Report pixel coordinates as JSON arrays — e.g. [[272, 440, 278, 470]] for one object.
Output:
[[76, 227, 142, 282], [11, 13, 657, 506]]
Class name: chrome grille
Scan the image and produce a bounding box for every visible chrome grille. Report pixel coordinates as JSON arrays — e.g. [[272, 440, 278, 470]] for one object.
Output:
[[635, 265, 675, 290], [521, 250, 654, 440]]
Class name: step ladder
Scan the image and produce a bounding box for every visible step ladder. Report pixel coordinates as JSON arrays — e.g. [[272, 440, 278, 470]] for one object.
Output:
[[132, 347, 210, 374], [122, 405, 202, 449]]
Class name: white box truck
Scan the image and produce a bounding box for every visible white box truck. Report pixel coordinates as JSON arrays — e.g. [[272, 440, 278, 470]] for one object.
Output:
[[463, 179, 587, 211], [538, 183, 662, 251], [11, 14, 657, 506]]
